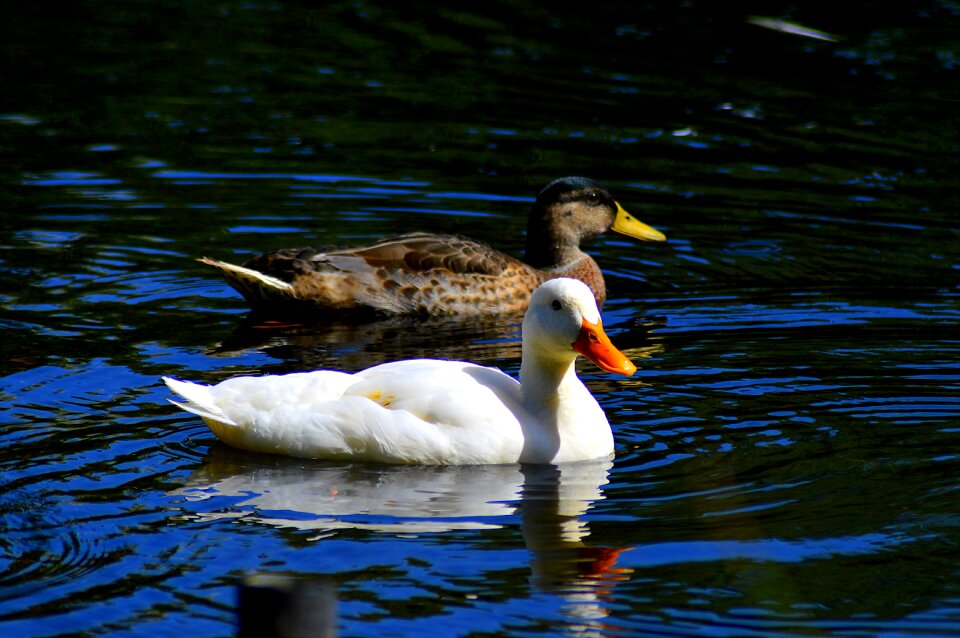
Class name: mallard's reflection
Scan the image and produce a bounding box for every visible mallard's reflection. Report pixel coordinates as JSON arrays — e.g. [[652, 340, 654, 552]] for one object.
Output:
[[205, 312, 663, 376], [172, 447, 632, 629], [207, 314, 525, 371]]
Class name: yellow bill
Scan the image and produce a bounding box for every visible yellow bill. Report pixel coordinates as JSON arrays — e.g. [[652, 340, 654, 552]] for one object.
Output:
[[611, 202, 666, 242]]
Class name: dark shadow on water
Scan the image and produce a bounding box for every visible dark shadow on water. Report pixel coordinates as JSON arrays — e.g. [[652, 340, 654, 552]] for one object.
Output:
[[204, 308, 666, 376], [206, 311, 526, 372]]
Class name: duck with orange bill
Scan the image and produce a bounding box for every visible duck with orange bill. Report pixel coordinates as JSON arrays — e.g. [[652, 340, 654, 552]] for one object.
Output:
[[164, 278, 637, 465]]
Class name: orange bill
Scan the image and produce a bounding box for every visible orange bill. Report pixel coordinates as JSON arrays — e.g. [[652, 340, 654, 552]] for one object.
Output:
[[572, 318, 637, 376]]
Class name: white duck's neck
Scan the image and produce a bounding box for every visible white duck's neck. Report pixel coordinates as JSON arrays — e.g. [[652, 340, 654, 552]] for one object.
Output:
[[519, 346, 583, 417], [519, 344, 607, 463]]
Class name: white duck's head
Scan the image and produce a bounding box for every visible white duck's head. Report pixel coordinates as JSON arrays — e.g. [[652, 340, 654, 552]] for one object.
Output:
[[522, 279, 637, 377]]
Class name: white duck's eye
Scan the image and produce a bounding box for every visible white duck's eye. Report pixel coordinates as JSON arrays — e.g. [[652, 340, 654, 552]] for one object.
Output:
[[552, 300, 562, 311]]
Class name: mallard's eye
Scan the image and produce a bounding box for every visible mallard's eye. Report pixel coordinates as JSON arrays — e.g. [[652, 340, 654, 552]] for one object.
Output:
[[552, 300, 562, 311], [587, 191, 601, 205]]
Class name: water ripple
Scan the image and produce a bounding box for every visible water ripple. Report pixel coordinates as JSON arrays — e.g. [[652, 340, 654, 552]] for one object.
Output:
[[2, 2, 959, 636]]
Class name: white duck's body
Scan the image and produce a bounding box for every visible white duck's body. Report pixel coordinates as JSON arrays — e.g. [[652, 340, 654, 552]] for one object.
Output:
[[165, 278, 636, 465]]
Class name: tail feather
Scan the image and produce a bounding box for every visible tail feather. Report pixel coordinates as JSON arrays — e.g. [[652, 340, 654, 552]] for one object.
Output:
[[199, 256, 292, 304], [163, 376, 237, 426]]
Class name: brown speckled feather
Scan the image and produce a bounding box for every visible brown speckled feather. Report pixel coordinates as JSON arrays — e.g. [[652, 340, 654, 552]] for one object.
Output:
[[201, 177, 665, 317], [235, 233, 540, 316]]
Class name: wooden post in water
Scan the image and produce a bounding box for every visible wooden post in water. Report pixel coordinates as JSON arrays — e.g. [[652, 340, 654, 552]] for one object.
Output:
[[238, 573, 337, 638]]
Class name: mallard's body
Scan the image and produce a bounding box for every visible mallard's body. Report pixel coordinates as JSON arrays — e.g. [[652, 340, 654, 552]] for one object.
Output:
[[201, 177, 665, 317]]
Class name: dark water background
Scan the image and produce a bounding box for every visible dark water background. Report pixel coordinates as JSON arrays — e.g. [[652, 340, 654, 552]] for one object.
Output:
[[2, 1, 959, 636]]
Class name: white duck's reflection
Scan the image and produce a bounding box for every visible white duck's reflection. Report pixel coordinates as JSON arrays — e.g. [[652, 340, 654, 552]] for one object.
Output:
[[173, 447, 632, 628]]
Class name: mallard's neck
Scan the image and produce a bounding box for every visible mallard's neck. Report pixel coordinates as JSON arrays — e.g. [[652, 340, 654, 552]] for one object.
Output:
[[525, 243, 587, 269], [524, 226, 590, 268], [524, 217, 586, 268]]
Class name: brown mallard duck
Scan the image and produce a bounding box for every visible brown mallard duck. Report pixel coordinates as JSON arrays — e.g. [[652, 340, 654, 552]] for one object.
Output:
[[200, 176, 666, 317]]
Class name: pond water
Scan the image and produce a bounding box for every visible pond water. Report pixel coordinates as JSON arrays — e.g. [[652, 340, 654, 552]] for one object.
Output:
[[2, 1, 959, 636]]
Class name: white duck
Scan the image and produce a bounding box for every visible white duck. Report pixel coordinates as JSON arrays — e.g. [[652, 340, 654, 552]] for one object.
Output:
[[163, 278, 636, 465]]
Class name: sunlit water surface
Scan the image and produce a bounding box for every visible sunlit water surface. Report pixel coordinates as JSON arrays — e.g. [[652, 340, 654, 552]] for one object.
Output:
[[2, 2, 959, 636]]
